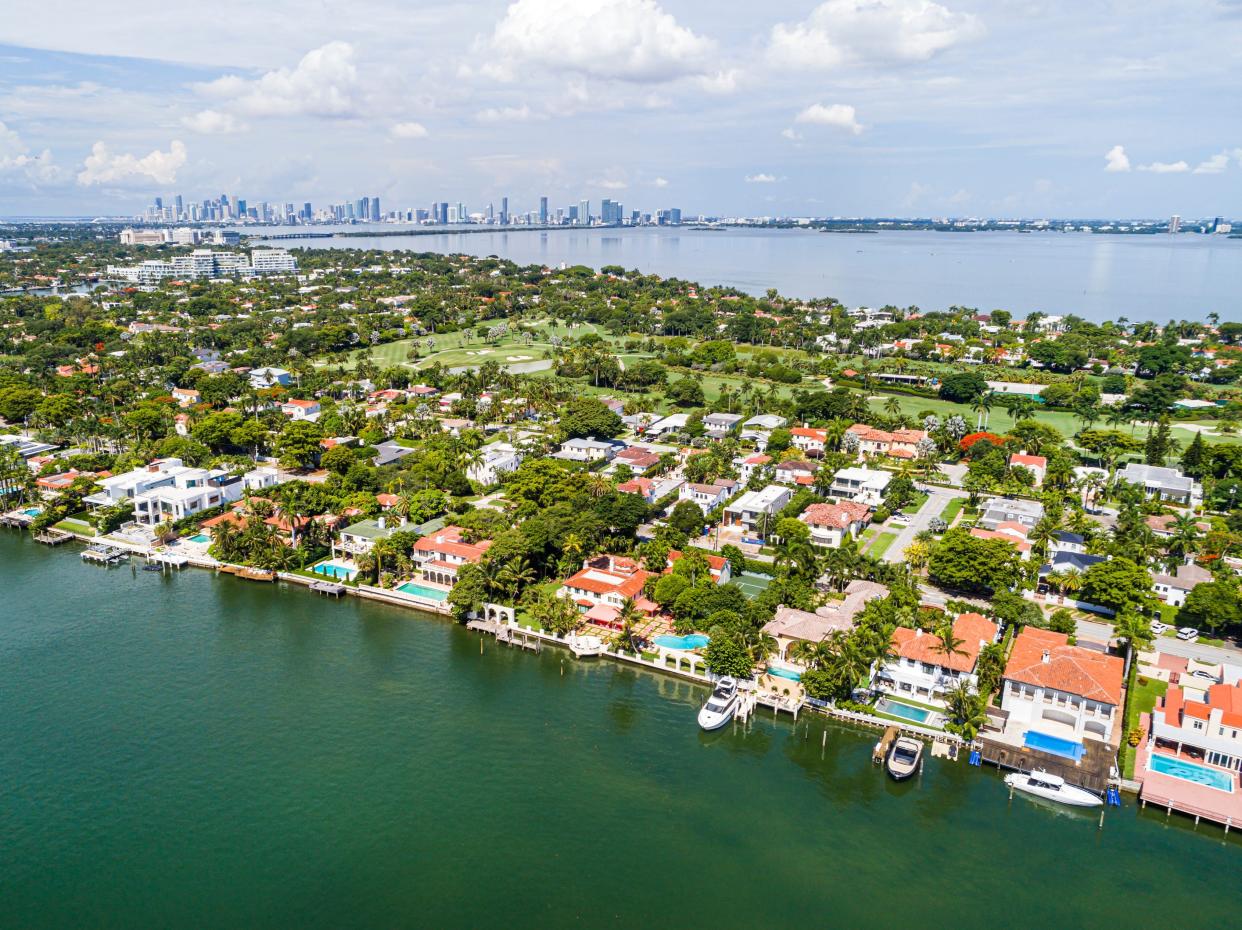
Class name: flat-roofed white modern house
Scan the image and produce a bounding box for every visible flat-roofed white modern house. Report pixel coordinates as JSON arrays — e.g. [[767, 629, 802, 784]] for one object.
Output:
[[723, 485, 792, 539], [84, 458, 243, 526], [829, 466, 891, 506]]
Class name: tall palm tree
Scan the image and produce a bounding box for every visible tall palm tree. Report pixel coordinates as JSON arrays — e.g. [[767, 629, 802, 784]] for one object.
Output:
[[496, 556, 536, 604], [932, 622, 967, 662]]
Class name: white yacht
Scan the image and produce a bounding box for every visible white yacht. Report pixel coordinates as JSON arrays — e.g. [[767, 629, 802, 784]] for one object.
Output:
[[885, 737, 924, 781], [697, 677, 740, 731], [1005, 770, 1102, 808]]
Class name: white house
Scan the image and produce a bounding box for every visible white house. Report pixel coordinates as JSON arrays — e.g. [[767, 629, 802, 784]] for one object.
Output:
[[243, 465, 281, 491], [334, 515, 404, 557], [249, 366, 291, 389], [555, 438, 621, 462], [644, 413, 689, 437], [799, 501, 871, 548], [723, 485, 792, 539], [1000, 627, 1124, 746], [1153, 562, 1213, 607], [281, 398, 321, 421], [468, 443, 523, 486], [1118, 463, 1203, 507], [1151, 682, 1242, 772], [829, 466, 891, 506], [734, 453, 772, 484], [679, 481, 734, 511], [122, 463, 244, 526], [873, 613, 998, 709], [790, 427, 828, 457]]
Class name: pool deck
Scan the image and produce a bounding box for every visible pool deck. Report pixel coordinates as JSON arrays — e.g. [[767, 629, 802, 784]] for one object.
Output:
[[1137, 726, 1242, 830]]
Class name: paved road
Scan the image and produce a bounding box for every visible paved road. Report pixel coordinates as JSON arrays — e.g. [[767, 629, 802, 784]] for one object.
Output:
[[1075, 616, 1242, 666], [883, 486, 967, 563]]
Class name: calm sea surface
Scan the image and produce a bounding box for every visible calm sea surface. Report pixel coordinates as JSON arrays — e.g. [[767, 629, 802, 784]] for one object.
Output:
[[263, 224, 1241, 323], [2, 531, 1241, 928]]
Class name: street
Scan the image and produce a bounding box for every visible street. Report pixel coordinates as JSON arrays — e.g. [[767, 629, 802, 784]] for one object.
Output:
[[883, 486, 967, 564]]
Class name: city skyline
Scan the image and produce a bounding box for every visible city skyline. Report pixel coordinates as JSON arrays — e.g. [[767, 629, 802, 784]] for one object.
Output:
[[2, 1, 1242, 217]]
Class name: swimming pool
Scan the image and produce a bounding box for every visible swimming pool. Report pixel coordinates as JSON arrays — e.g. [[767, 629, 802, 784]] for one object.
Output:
[[396, 581, 448, 601], [766, 665, 802, 682], [653, 634, 710, 650], [1149, 753, 1236, 792], [876, 698, 933, 724], [187, 534, 210, 544], [1023, 730, 1085, 761], [313, 562, 358, 581], [22, 507, 41, 517]]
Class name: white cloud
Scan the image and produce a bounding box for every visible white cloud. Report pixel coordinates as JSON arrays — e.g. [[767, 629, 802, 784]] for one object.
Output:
[[475, 105, 539, 123], [768, 0, 984, 70], [194, 42, 360, 118], [1139, 160, 1189, 174], [390, 121, 429, 139], [780, 128, 802, 141], [652, 176, 669, 187], [794, 102, 863, 135], [1193, 152, 1230, 174], [0, 121, 66, 184], [745, 173, 778, 183], [77, 139, 187, 186], [1104, 144, 1131, 172], [481, 0, 717, 84], [181, 109, 245, 134], [590, 177, 629, 190]]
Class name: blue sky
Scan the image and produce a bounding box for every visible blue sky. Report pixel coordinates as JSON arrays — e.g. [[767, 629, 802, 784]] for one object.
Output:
[[2, 0, 1241, 218]]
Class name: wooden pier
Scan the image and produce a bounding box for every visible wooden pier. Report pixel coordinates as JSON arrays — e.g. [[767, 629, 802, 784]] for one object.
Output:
[[34, 529, 73, 545], [238, 567, 276, 582], [309, 581, 346, 597], [82, 545, 127, 564], [466, 620, 541, 652]]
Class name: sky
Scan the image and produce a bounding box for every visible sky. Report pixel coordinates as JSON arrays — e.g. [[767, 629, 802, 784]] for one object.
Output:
[[2, 0, 1242, 219]]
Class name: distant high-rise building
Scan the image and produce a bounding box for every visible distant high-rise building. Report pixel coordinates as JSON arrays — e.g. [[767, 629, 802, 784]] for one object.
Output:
[[500, 196, 509, 225], [456, 202, 465, 224], [1169, 214, 1182, 234], [371, 196, 381, 221], [669, 207, 682, 225], [174, 194, 183, 218], [567, 205, 578, 223], [439, 202, 449, 224], [486, 203, 494, 222], [539, 196, 548, 225], [579, 199, 590, 225], [303, 202, 312, 220]]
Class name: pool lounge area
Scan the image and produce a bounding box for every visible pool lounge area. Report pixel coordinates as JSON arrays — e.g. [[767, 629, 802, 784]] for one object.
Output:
[[395, 581, 449, 602], [653, 633, 709, 651], [1023, 729, 1086, 762], [1148, 753, 1236, 793], [876, 697, 939, 726]]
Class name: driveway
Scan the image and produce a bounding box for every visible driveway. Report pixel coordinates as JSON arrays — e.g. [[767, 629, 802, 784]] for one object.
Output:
[[883, 486, 966, 564]]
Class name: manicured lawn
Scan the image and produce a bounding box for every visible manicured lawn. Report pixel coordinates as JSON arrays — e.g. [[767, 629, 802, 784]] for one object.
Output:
[[1122, 675, 1168, 779], [865, 390, 1083, 437], [901, 491, 929, 515], [54, 516, 95, 537], [939, 497, 965, 525], [868, 532, 898, 559]]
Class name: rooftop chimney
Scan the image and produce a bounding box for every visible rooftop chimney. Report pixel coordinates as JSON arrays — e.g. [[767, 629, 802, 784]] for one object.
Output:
[[1041, 650, 1051, 663]]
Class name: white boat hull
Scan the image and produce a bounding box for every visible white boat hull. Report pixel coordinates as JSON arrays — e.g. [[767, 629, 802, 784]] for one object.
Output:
[[1005, 773, 1102, 808], [698, 705, 736, 731]]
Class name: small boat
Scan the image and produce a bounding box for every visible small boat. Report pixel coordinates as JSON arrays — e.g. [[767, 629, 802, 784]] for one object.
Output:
[[1005, 770, 1102, 808], [697, 677, 740, 731], [885, 737, 924, 781]]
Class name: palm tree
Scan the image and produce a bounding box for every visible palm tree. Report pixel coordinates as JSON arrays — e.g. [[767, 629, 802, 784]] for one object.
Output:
[[1167, 511, 1201, 566], [932, 622, 967, 662], [1114, 610, 1154, 677], [496, 556, 536, 604], [971, 393, 993, 431], [944, 682, 987, 740]]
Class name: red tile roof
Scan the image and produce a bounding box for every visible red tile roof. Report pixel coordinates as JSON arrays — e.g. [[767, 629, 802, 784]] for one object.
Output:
[[1004, 627, 1124, 705], [890, 613, 997, 673], [801, 501, 871, 529]]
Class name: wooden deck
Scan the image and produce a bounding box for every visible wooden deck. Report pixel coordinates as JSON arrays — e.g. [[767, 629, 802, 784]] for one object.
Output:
[[977, 731, 1117, 794]]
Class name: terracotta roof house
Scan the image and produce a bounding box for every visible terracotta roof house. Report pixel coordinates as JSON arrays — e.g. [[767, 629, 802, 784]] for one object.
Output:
[[873, 613, 998, 709], [800, 501, 871, 547], [1000, 627, 1124, 748]]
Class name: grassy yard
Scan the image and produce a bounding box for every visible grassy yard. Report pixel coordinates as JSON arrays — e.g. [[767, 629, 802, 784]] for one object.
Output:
[[939, 497, 966, 525], [54, 516, 95, 537], [1122, 674, 1168, 779], [868, 532, 899, 559], [900, 490, 929, 515]]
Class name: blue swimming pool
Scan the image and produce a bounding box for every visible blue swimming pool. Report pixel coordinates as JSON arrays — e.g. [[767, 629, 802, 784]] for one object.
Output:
[[766, 665, 802, 682], [1149, 753, 1235, 792], [396, 582, 448, 601], [314, 562, 358, 581], [187, 534, 210, 544], [653, 634, 710, 650], [876, 698, 933, 724], [1023, 730, 1085, 761]]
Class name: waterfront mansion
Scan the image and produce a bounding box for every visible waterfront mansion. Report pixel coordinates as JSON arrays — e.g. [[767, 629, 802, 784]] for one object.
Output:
[[872, 612, 999, 709]]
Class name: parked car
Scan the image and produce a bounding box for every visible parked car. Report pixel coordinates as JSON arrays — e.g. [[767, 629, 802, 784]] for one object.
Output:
[[1151, 621, 1171, 635], [1190, 669, 1217, 681], [1176, 627, 1200, 641]]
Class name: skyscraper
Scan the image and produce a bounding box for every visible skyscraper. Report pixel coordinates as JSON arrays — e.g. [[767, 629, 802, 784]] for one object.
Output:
[[439, 202, 449, 224], [539, 196, 548, 225], [371, 196, 381, 221], [303, 202, 312, 221], [174, 194, 183, 218], [579, 200, 590, 225], [457, 202, 466, 224], [500, 196, 509, 225], [1169, 215, 1182, 234]]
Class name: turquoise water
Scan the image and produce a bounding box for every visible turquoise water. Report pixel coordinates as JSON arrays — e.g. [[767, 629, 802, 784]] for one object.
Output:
[[1024, 729, 1086, 761], [395, 581, 448, 601], [1150, 753, 1236, 792], [22, 507, 41, 517], [653, 633, 709, 650], [313, 562, 357, 581], [3, 532, 1242, 927], [187, 534, 210, 544], [766, 665, 803, 682], [877, 698, 933, 724]]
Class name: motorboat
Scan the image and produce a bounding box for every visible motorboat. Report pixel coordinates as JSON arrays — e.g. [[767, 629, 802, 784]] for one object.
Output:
[[885, 737, 924, 781], [697, 677, 740, 731], [1005, 770, 1102, 808]]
